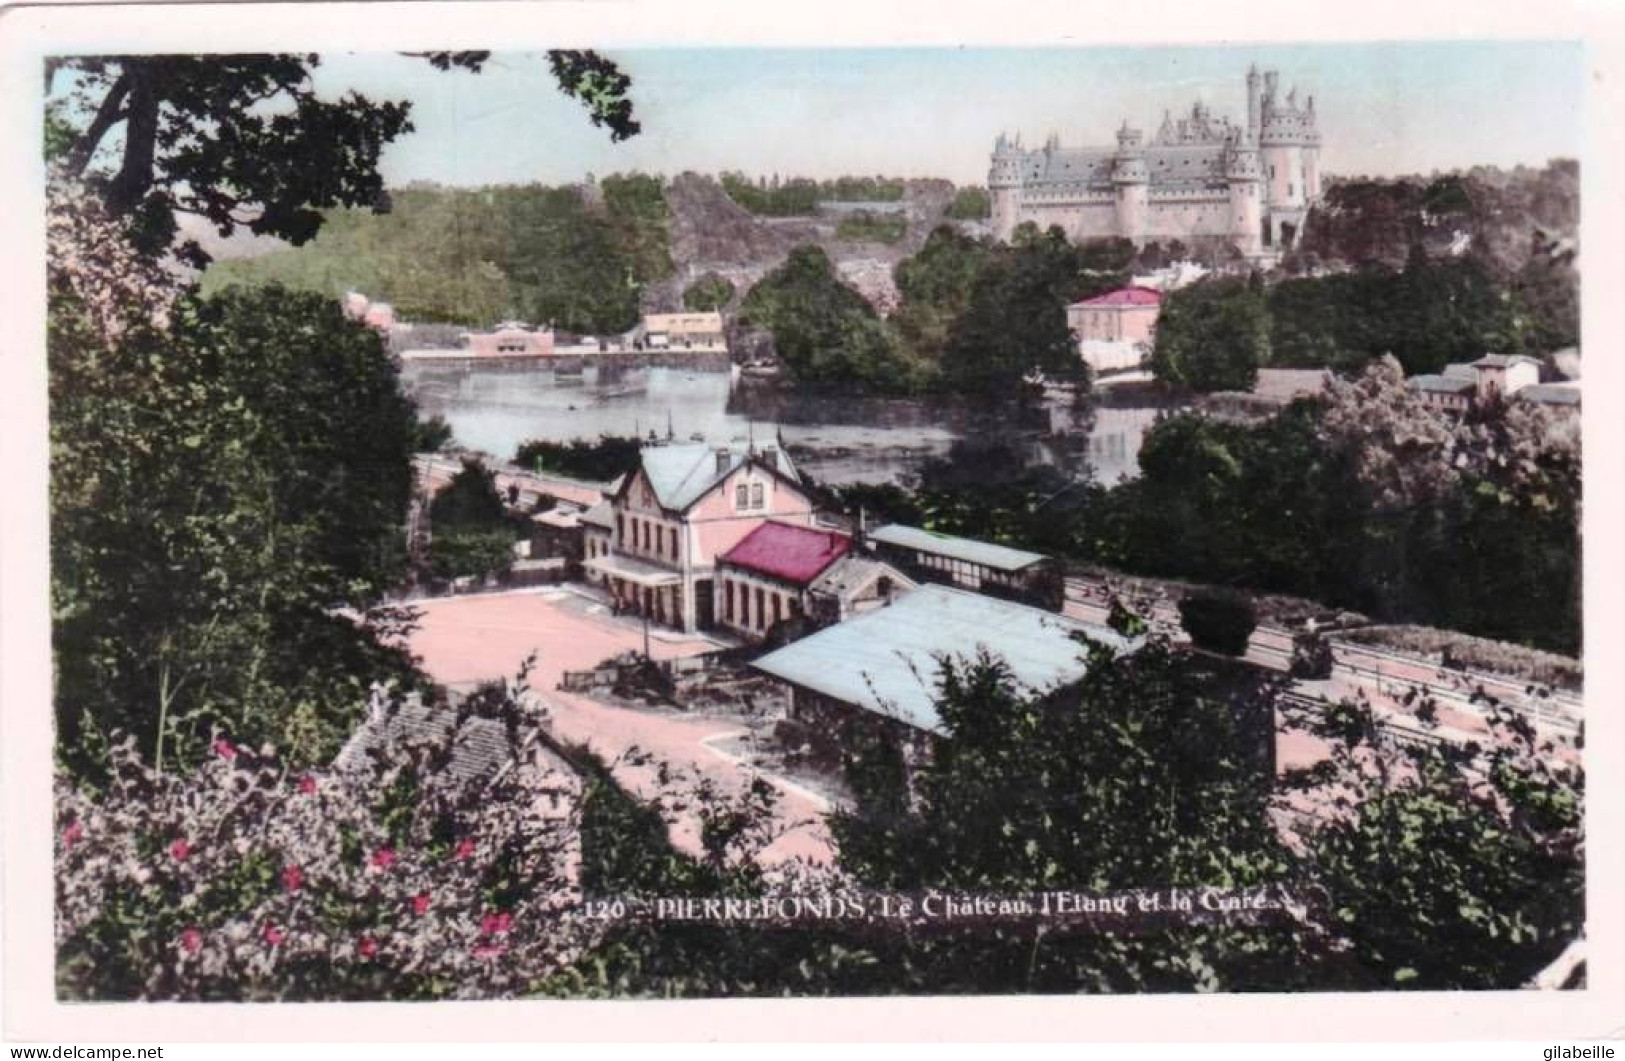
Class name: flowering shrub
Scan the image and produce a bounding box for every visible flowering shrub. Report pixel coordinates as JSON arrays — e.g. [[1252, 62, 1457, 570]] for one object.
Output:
[[55, 673, 603, 1000], [46, 174, 184, 345]]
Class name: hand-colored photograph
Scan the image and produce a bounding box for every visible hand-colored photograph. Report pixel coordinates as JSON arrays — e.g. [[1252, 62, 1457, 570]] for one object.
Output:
[[42, 39, 1583, 1003]]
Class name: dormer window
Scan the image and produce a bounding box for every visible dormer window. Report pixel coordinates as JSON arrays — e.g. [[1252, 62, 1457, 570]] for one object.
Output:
[[750, 483, 765, 508], [735, 483, 749, 508]]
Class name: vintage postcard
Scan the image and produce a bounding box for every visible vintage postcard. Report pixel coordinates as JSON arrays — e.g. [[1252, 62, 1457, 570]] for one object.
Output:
[[2, 0, 1621, 1045]]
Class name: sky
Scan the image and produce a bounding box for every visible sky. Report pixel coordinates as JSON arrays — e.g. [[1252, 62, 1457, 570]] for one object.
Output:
[[310, 41, 1585, 188]]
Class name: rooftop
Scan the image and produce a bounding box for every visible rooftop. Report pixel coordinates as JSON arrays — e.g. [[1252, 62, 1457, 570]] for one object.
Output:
[[868, 524, 1050, 573], [808, 556, 913, 600], [579, 499, 615, 529], [334, 692, 514, 791], [1517, 383, 1582, 406], [1472, 354, 1543, 370], [643, 311, 724, 334], [751, 585, 1138, 735], [637, 442, 799, 512], [720, 521, 852, 585], [1410, 374, 1477, 395], [1072, 286, 1163, 309]]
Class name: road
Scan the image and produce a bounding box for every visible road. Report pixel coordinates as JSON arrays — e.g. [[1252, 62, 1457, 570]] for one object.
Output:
[[402, 586, 834, 867]]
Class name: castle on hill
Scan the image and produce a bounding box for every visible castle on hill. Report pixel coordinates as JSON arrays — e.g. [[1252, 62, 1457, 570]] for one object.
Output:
[[988, 65, 1322, 259]]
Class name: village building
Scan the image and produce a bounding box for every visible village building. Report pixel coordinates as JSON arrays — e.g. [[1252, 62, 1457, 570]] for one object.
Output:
[[713, 521, 915, 642], [1409, 373, 1477, 413], [584, 441, 814, 632], [752, 584, 1139, 764], [579, 500, 616, 584], [1067, 286, 1162, 375], [1409, 354, 1546, 413], [639, 312, 727, 351], [465, 321, 556, 358], [1516, 382, 1582, 415], [1466, 354, 1541, 399], [335, 688, 522, 793], [865, 524, 1065, 611]]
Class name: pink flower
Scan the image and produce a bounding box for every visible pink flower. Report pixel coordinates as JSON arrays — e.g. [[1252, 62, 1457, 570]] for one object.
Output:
[[369, 846, 396, 871], [453, 838, 476, 860], [357, 936, 378, 959], [472, 942, 506, 960], [168, 838, 191, 862], [479, 910, 514, 937], [61, 820, 84, 848], [212, 738, 238, 762], [297, 775, 317, 795], [261, 922, 284, 947], [280, 865, 304, 892], [180, 927, 203, 955], [410, 893, 431, 916]]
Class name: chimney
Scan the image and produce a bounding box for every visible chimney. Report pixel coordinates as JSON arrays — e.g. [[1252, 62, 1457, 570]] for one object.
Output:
[[715, 447, 731, 476]]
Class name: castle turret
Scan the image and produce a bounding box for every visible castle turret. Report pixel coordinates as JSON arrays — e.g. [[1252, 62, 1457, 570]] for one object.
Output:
[[1112, 122, 1149, 239], [1246, 64, 1262, 145], [988, 131, 1024, 242], [1255, 68, 1322, 251], [1223, 142, 1264, 256]]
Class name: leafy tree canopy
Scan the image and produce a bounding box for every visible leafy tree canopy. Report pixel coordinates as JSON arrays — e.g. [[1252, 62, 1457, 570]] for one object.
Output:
[[742, 245, 923, 392], [47, 50, 640, 266], [1149, 275, 1269, 393]]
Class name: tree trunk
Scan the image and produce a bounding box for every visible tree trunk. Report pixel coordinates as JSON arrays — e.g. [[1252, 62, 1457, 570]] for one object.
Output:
[[107, 63, 160, 214]]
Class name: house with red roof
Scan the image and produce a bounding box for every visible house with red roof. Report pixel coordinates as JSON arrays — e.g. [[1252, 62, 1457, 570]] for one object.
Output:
[[715, 521, 914, 642], [584, 442, 816, 632], [1066, 286, 1162, 375]]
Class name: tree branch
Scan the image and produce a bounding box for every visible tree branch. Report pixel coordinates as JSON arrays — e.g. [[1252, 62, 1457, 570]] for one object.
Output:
[[65, 72, 131, 177]]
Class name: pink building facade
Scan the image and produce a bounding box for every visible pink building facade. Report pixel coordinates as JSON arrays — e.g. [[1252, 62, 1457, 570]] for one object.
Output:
[[1066, 286, 1162, 344], [466, 322, 556, 358], [584, 443, 815, 632]]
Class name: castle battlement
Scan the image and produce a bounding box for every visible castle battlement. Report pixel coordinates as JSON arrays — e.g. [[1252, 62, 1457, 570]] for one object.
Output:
[[987, 65, 1323, 259]]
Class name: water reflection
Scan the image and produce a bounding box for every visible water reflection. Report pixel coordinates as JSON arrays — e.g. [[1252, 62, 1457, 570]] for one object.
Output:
[[399, 363, 1173, 486]]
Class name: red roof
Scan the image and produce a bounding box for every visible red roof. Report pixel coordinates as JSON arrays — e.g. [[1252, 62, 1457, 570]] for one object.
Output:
[[1072, 286, 1162, 309], [720, 522, 852, 585]]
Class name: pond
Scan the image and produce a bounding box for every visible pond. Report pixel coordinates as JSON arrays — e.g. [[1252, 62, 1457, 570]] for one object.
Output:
[[399, 363, 1176, 486]]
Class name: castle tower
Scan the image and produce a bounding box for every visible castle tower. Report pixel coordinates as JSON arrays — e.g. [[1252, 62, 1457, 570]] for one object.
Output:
[[1223, 140, 1264, 257], [988, 131, 1023, 242], [1246, 64, 1262, 145], [1111, 122, 1149, 241], [1257, 70, 1321, 250]]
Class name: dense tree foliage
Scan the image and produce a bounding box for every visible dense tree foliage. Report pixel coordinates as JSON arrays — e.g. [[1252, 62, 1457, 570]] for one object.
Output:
[[1268, 255, 1532, 374], [719, 172, 905, 216], [741, 246, 924, 391], [887, 226, 994, 366], [1088, 361, 1579, 653], [1150, 275, 1269, 392], [1298, 162, 1578, 276], [681, 273, 736, 312], [47, 51, 640, 266], [943, 185, 991, 220], [940, 225, 1132, 392], [513, 435, 643, 481], [1178, 593, 1258, 656], [51, 267, 423, 777], [427, 462, 524, 581], [810, 358, 1579, 655], [204, 180, 668, 334], [1283, 693, 1583, 989]]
